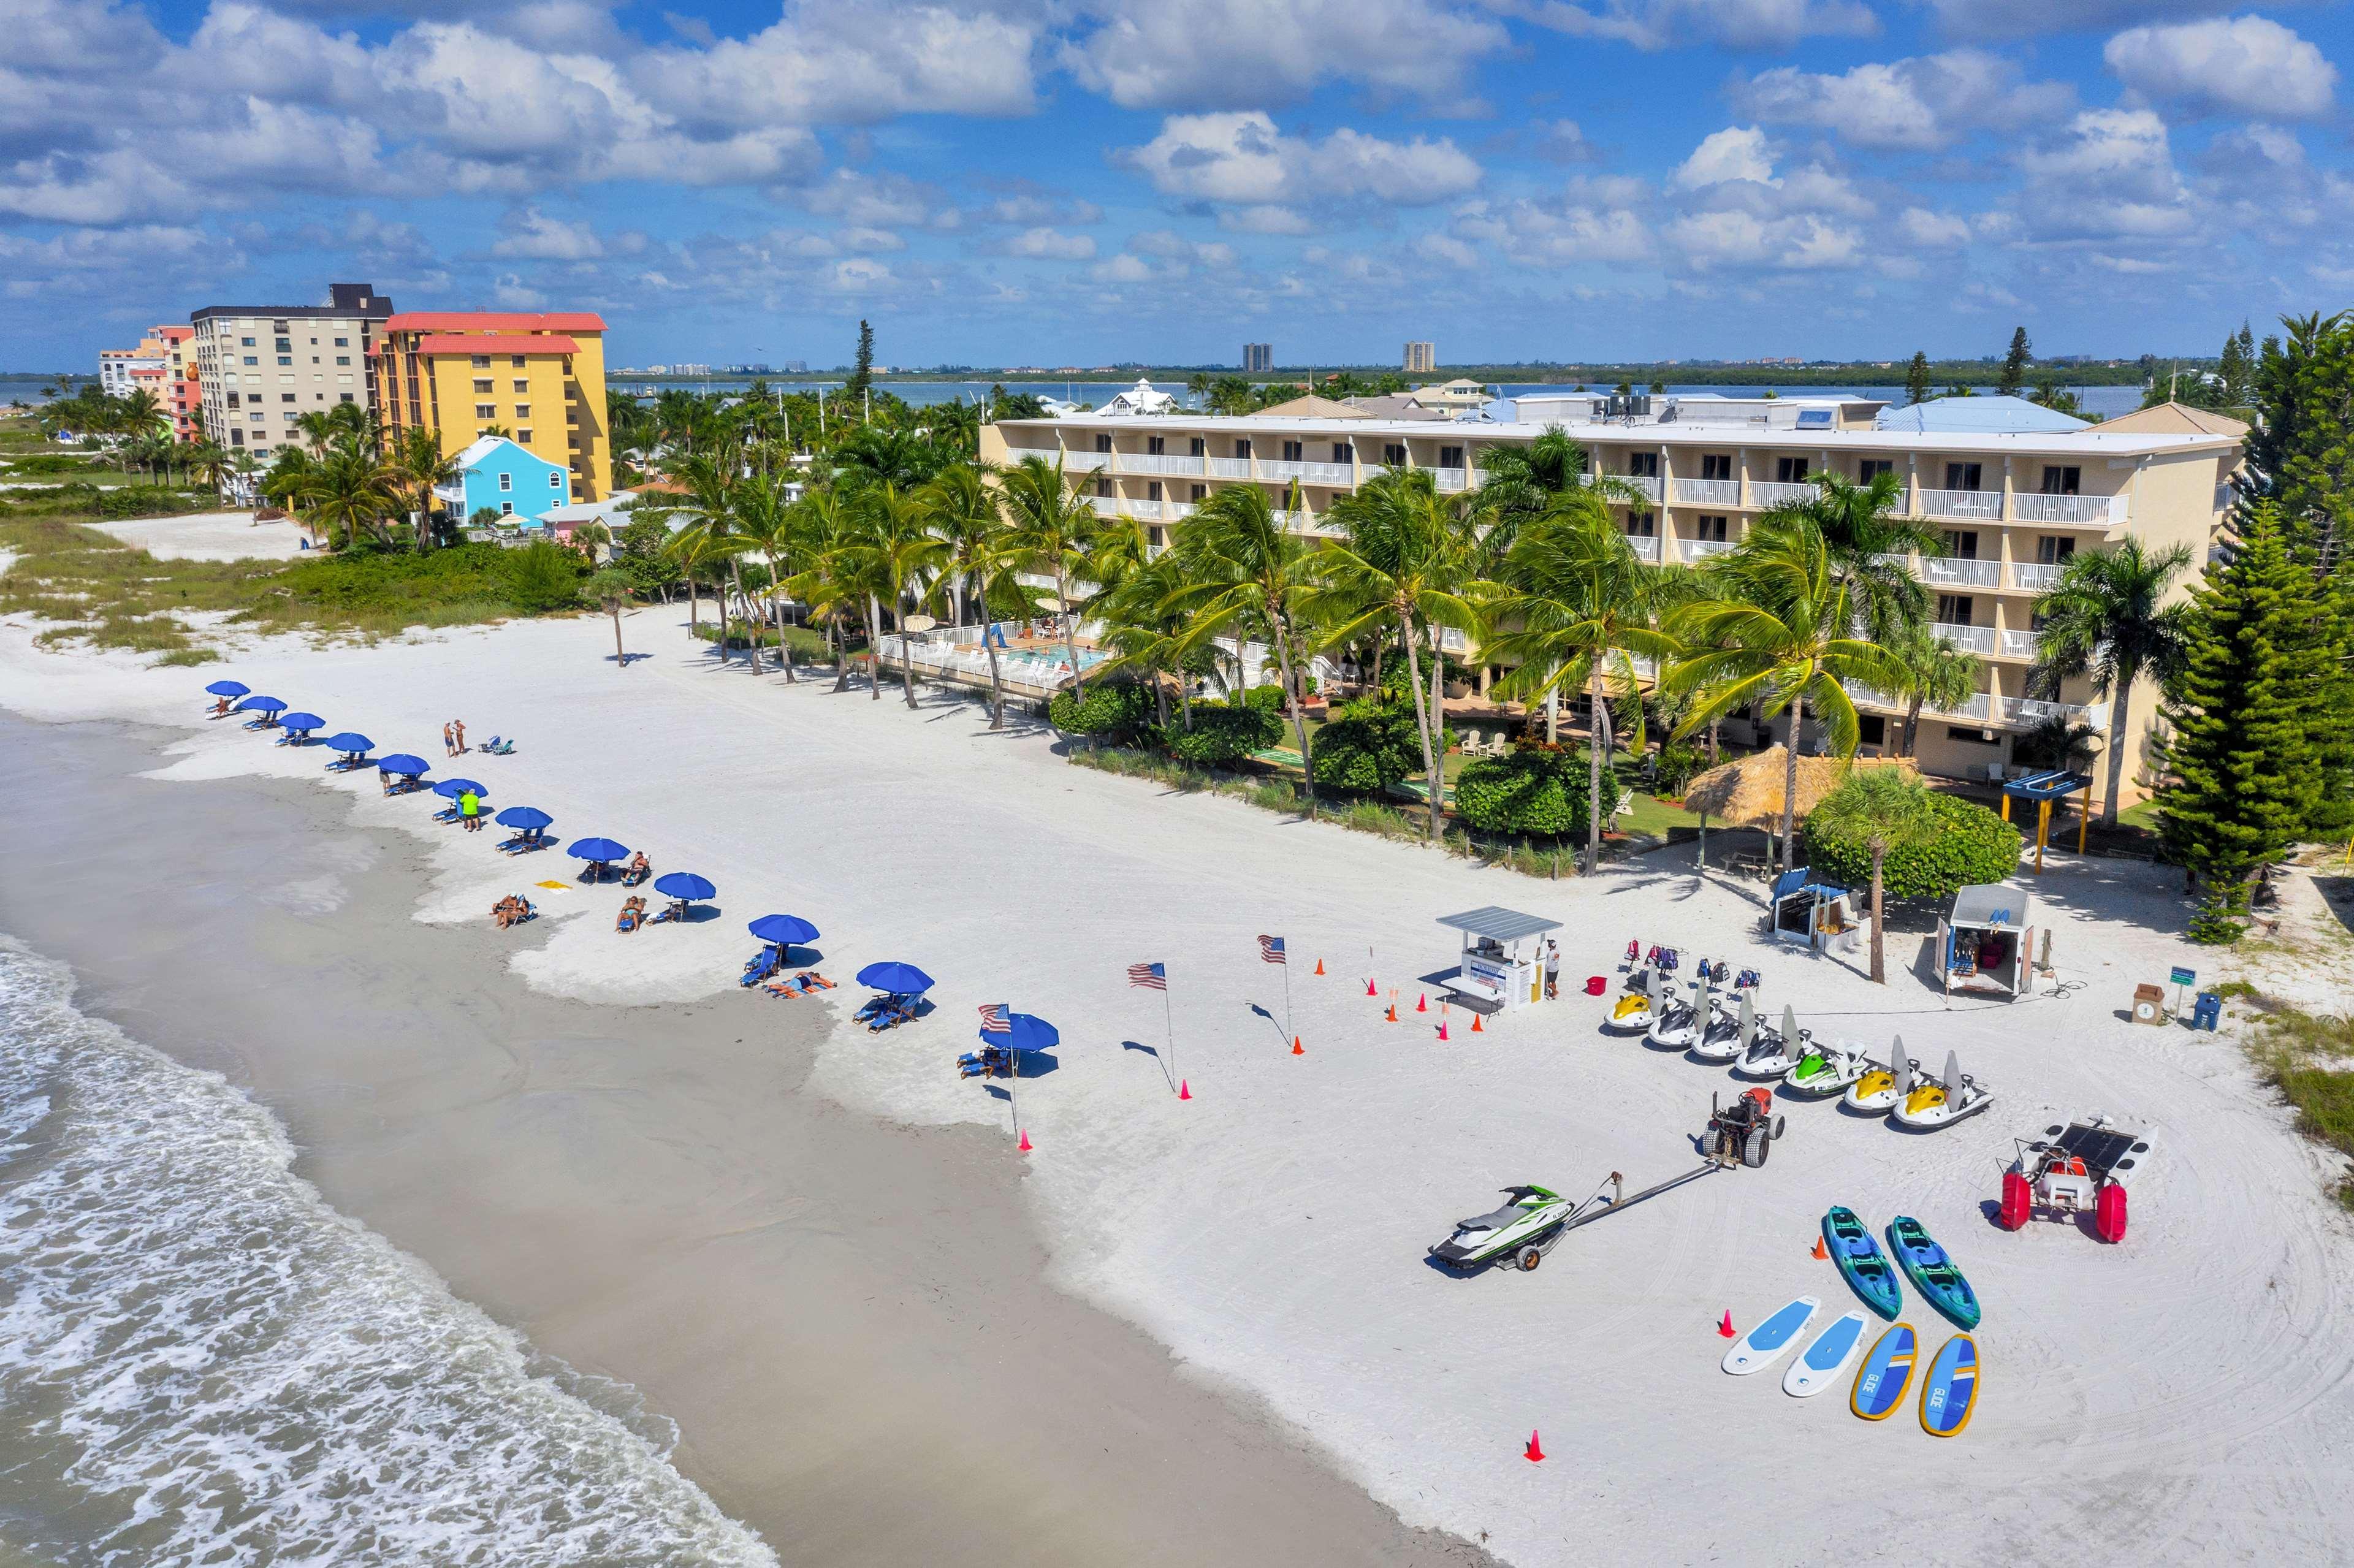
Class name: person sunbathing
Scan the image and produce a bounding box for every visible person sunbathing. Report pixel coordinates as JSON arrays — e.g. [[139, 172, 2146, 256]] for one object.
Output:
[[622, 852, 652, 886], [616, 896, 648, 933], [209, 697, 232, 718]]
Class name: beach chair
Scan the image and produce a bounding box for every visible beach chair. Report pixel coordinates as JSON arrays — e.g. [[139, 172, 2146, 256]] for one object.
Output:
[[482, 737, 517, 756], [621, 858, 652, 888], [615, 897, 647, 934], [741, 948, 783, 988], [851, 991, 898, 1026], [958, 1045, 1014, 1079]]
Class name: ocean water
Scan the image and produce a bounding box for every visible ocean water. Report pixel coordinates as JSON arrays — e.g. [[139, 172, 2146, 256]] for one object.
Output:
[[0, 936, 777, 1567]]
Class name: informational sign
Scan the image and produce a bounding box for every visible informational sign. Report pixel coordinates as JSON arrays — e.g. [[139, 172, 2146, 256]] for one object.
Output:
[[2169, 967, 2196, 988], [1461, 954, 1512, 1000]]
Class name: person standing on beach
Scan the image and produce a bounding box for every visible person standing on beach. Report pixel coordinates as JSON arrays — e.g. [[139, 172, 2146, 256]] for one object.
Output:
[[459, 788, 481, 832], [443, 722, 455, 758], [1544, 939, 1561, 1000], [454, 719, 467, 754]]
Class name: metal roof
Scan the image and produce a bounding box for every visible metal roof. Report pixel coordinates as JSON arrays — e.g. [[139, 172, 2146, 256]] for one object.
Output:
[[1950, 882, 2033, 929], [1874, 394, 2089, 435], [1436, 906, 1563, 942], [2001, 769, 2092, 801]]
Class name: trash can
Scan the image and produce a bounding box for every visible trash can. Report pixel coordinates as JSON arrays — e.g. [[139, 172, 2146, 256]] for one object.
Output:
[[2191, 991, 2223, 1031]]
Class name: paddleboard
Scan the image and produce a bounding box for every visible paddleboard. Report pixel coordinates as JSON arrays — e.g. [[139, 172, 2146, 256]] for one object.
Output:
[[1920, 1333, 1981, 1437], [1849, 1322, 1917, 1420], [1722, 1295, 1820, 1376], [1783, 1309, 1868, 1398]]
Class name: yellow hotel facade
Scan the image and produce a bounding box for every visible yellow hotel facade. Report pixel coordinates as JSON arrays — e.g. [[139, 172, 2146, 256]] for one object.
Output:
[[375, 311, 612, 501]]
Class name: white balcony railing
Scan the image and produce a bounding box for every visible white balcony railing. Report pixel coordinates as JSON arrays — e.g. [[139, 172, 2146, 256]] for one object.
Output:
[[1683, 538, 1733, 561], [1207, 457, 1253, 479], [2010, 491, 2124, 527], [1624, 532, 1661, 560], [1062, 450, 1110, 473], [1918, 487, 2002, 521], [1086, 495, 1122, 517], [1165, 501, 1197, 522], [2008, 561, 2064, 592], [1933, 622, 1996, 655], [1922, 556, 2002, 590], [1259, 459, 1354, 485], [1613, 473, 1664, 503], [1748, 480, 1816, 508], [2002, 696, 2101, 731], [1671, 478, 1740, 506], [1118, 454, 1205, 478], [1998, 628, 2040, 660], [1431, 467, 1470, 492]]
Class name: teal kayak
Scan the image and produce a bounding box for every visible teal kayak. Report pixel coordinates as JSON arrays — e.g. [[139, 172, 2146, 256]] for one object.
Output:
[[1823, 1206, 1903, 1320], [1887, 1216, 1980, 1330]]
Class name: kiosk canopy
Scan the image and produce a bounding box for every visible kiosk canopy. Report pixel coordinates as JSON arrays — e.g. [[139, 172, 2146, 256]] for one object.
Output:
[[1950, 882, 2033, 931], [1436, 907, 1563, 943]]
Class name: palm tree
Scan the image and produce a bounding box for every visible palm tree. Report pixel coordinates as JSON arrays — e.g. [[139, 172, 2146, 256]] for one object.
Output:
[[1663, 516, 1910, 873], [229, 450, 261, 508], [1479, 500, 1682, 872], [1092, 550, 1200, 730], [1807, 768, 1939, 984], [845, 482, 949, 707], [673, 455, 763, 673], [1161, 482, 1325, 817], [656, 508, 724, 645], [731, 473, 799, 681], [1887, 626, 1981, 756], [188, 441, 230, 499], [1769, 471, 1940, 646], [392, 428, 460, 553], [295, 445, 402, 548], [2028, 539, 2194, 824], [587, 568, 634, 668], [1473, 425, 1597, 556], [923, 463, 1035, 726], [999, 454, 1105, 699], [293, 409, 339, 459], [1306, 468, 1482, 841], [262, 449, 319, 542]]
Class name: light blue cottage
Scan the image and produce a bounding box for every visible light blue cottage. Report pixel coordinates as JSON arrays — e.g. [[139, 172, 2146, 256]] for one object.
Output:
[[433, 435, 572, 524]]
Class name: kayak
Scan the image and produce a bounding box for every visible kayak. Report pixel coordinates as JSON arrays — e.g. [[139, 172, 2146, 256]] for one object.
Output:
[[1886, 1215, 1981, 1330], [1822, 1206, 1903, 1320]]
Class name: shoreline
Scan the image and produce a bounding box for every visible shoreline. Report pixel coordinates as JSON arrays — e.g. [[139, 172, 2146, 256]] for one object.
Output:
[[0, 711, 1490, 1565]]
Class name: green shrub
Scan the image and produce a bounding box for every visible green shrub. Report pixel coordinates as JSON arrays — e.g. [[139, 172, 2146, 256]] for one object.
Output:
[[1233, 684, 1286, 714], [1164, 702, 1281, 765], [1049, 680, 1152, 738], [505, 539, 587, 612], [1453, 746, 1621, 838], [1311, 696, 1426, 793], [1800, 788, 2021, 900], [1651, 744, 1705, 796]]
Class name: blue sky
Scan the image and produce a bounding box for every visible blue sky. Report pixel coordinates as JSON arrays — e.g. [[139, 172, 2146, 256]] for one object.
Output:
[[6, 0, 2350, 370]]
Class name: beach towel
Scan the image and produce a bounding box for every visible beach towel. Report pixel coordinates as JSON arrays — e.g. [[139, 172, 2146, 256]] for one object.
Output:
[[534, 880, 568, 891]]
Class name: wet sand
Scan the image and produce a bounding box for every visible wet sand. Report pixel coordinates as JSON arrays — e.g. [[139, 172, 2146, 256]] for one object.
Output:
[[0, 714, 1489, 1566]]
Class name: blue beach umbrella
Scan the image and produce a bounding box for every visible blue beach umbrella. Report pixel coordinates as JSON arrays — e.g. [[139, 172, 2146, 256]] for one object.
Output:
[[495, 806, 553, 830], [376, 753, 430, 778], [856, 961, 934, 994], [204, 679, 249, 698], [653, 872, 716, 902], [276, 711, 324, 734], [323, 732, 373, 755], [567, 836, 631, 863], [978, 1011, 1059, 1051], [747, 913, 820, 948], [235, 695, 287, 713], [432, 777, 486, 799]]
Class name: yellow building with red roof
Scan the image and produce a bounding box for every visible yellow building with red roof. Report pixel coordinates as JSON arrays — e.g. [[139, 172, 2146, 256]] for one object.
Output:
[[376, 311, 611, 500]]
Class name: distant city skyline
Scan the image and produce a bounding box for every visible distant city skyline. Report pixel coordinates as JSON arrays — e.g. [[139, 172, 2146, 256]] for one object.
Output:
[[5, 2, 2347, 369]]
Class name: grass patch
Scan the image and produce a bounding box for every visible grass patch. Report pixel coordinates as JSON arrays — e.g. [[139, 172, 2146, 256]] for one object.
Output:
[[2242, 1002, 2354, 1210]]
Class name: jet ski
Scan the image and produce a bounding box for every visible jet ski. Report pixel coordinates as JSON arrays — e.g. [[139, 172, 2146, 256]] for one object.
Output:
[[1845, 1038, 1917, 1115], [1606, 946, 1672, 1033], [1733, 1003, 1811, 1078], [1645, 968, 1716, 1049], [1782, 1039, 1873, 1097], [1687, 988, 1749, 1062], [1428, 1185, 1575, 1270], [1891, 1050, 1994, 1130]]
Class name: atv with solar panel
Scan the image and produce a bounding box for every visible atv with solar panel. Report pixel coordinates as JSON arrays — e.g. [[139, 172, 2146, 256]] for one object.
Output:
[[1997, 1113, 2153, 1243]]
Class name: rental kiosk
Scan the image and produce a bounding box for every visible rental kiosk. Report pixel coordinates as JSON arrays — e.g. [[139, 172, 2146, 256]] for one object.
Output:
[[1769, 869, 1861, 953], [1940, 882, 2038, 1002], [1437, 906, 1562, 1013]]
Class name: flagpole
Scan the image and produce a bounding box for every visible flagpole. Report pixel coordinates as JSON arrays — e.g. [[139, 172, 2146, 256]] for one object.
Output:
[[1282, 950, 1293, 1038], [1162, 978, 1177, 1087]]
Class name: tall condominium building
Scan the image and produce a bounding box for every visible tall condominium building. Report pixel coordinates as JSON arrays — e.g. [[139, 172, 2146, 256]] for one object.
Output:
[[1242, 343, 1273, 373], [1404, 341, 1436, 375], [191, 283, 394, 461], [375, 311, 612, 501], [978, 390, 2247, 807], [97, 346, 163, 396]]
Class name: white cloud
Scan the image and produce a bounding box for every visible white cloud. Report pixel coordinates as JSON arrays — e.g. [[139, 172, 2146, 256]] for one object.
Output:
[[1001, 226, 1097, 260], [800, 168, 950, 228], [490, 272, 546, 307], [1129, 229, 1236, 267], [1530, 120, 1598, 164], [1219, 204, 1319, 235], [1732, 50, 2074, 152], [1915, 0, 2258, 39], [1119, 112, 1481, 208], [1062, 0, 1508, 110], [1897, 207, 1973, 247], [1088, 253, 1154, 283], [1417, 231, 1480, 267], [1451, 195, 1652, 265], [492, 207, 605, 259], [2016, 108, 2192, 241], [1506, 0, 1878, 51], [1672, 126, 1775, 189], [1663, 208, 1861, 269], [2105, 17, 2337, 120]]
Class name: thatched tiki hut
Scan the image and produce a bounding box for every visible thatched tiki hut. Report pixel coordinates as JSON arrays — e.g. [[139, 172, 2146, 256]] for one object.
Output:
[[1683, 747, 1918, 869]]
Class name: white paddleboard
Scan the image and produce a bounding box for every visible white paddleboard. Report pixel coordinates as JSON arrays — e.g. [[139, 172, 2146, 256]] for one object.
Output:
[[1783, 1309, 1869, 1397], [1723, 1295, 1821, 1376]]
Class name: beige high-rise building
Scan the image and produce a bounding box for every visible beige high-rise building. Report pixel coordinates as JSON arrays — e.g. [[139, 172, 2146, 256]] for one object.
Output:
[[1242, 343, 1273, 374], [191, 283, 394, 463], [979, 390, 2246, 807], [1404, 341, 1436, 375]]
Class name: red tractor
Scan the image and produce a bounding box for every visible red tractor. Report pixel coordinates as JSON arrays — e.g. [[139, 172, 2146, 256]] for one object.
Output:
[[1702, 1086, 1785, 1169]]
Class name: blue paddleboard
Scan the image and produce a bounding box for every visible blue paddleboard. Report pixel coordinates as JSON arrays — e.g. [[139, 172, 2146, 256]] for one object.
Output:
[[1850, 1322, 1916, 1420], [1722, 1295, 1819, 1375], [1920, 1333, 1981, 1437], [1783, 1309, 1868, 1397]]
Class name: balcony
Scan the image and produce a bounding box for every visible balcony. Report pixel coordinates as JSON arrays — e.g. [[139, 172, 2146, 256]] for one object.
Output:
[[1682, 538, 1732, 562], [1624, 532, 1661, 561], [1165, 501, 1197, 521], [1921, 556, 2001, 590], [1259, 459, 1355, 485], [2010, 491, 2124, 527], [1998, 628, 2040, 660], [2008, 561, 2064, 592], [2002, 696, 2100, 730], [1207, 456, 1254, 479], [1671, 478, 1739, 506], [1748, 480, 1815, 508], [1933, 622, 1996, 655], [1086, 495, 1123, 517], [1608, 473, 1664, 503], [1061, 450, 1111, 473], [1431, 467, 1470, 492], [1119, 453, 1205, 478], [1918, 488, 2002, 522]]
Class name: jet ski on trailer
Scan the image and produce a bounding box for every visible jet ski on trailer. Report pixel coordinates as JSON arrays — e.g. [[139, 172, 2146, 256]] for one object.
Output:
[[1688, 985, 1751, 1062], [1608, 945, 1676, 1033], [1428, 1186, 1577, 1271], [1781, 1038, 1873, 1096], [1732, 1003, 1810, 1078], [1845, 1038, 1918, 1115], [1891, 1050, 1995, 1130]]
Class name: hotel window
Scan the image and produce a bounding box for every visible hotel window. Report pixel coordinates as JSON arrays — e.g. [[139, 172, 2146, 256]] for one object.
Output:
[[334, 337, 348, 348], [1695, 514, 1729, 542], [512, 379, 530, 394], [472, 356, 492, 368], [1235, 438, 1252, 459], [1149, 527, 1166, 549], [1094, 433, 1113, 454], [1438, 444, 1464, 469], [1189, 437, 1205, 458], [230, 429, 243, 446], [1189, 484, 1207, 501], [500, 501, 514, 516], [2036, 536, 2076, 565], [1281, 440, 1303, 462], [549, 472, 563, 490], [499, 473, 513, 492], [340, 393, 354, 403], [1624, 511, 1656, 537], [1094, 478, 1112, 498], [1382, 443, 1406, 466], [335, 356, 349, 366], [226, 392, 240, 408], [240, 337, 254, 347], [1859, 459, 1894, 482], [516, 430, 532, 444], [1945, 529, 1979, 559], [1937, 594, 1975, 625], [474, 379, 494, 394], [475, 403, 495, 419], [511, 356, 528, 368], [1857, 715, 1885, 747], [1627, 452, 1659, 478], [1146, 481, 1163, 501], [1147, 436, 1166, 456], [514, 405, 530, 420], [248, 411, 265, 422], [1946, 726, 1997, 744], [280, 393, 295, 403], [1944, 462, 1983, 491], [1701, 454, 1733, 481], [1331, 442, 1353, 465], [243, 356, 257, 366], [276, 357, 292, 367], [274, 338, 291, 352], [2039, 466, 2081, 495], [1775, 457, 1809, 484]]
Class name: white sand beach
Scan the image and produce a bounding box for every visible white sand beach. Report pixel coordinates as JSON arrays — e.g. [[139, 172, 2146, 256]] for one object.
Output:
[[2, 609, 2350, 1565], [90, 509, 306, 561]]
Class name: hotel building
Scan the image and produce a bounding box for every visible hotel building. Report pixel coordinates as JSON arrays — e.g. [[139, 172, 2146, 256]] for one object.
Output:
[[190, 283, 394, 461], [375, 311, 612, 501], [1242, 343, 1273, 374], [1404, 341, 1437, 375], [978, 391, 2245, 806]]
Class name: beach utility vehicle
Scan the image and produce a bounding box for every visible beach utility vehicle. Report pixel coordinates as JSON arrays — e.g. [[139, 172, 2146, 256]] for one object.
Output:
[[1997, 1114, 2152, 1243], [1844, 1041, 1918, 1115], [1702, 1087, 1785, 1168], [1823, 1206, 1903, 1319], [1734, 1004, 1811, 1079], [1890, 1051, 1994, 1131], [1886, 1216, 1979, 1329], [1430, 1162, 1729, 1273], [1783, 1040, 1872, 1097]]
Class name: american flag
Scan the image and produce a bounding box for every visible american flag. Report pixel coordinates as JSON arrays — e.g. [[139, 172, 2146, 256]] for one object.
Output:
[[977, 1003, 1011, 1033], [1128, 962, 1167, 991], [1258, 935, 1286, 965]]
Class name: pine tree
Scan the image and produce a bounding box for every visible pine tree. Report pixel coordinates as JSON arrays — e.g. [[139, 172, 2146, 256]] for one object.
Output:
[[2247, 311, 2354, 568], [1999, 327, 2032, 396], [847, 319, 876, 402], [2310, 567, 2354, 845], [2158, 503, 2330, 942], [1904, 351, 1930, 406]]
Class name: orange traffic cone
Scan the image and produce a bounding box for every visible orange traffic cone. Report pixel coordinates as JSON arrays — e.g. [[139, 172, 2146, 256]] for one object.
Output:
[[1292, 1037, 1305, 1056], [1416, 994, 1428, 1013], [1811, 1235, 1828, 1261], [1471, 1012, 1484, 1033], [1018, 1128, 1032, 1153], [1717, 1311, 1736, 1339], [1314, 958, 1325, 976], [1385, 1003, 1398, 1022], [1178, 1079, 1191, 1100], [1524, 1429, 1545, 1463]]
